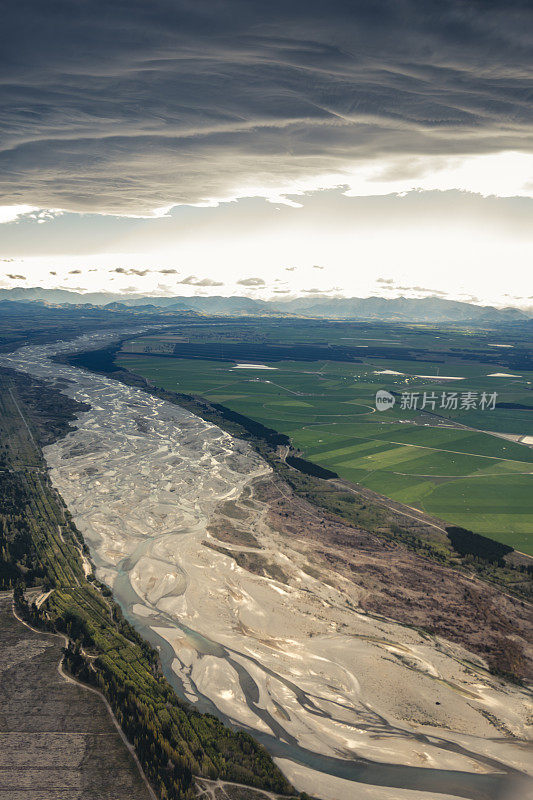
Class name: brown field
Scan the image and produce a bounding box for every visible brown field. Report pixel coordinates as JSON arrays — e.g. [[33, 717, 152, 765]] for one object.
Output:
[[0, 595, 153, 800], [255, 477, 533, 682]]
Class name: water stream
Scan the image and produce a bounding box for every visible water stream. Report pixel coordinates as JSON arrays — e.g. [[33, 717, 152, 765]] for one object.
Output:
[[2, 330, 531, 800]]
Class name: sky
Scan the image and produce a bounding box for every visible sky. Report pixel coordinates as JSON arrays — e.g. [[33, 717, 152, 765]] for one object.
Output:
[[1, 0, 532, 307]]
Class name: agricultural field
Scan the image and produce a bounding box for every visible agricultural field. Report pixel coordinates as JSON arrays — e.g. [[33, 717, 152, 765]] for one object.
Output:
[[0, 595, 153, 800], [116, 324, 533, 553]]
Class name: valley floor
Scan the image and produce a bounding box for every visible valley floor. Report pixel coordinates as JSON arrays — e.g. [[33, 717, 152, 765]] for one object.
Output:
[[1, 331, 532, 800]]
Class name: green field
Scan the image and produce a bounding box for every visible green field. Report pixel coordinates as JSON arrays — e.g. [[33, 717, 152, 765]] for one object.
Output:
[[117, 340, 533, 554]]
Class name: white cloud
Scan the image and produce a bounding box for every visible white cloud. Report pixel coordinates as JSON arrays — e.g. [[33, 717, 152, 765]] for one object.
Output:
[[178, 275, 223, 286], [2, 187, 531, 308], [237, 277, 266, 286], [0, 205, 39, 224], [343, 152, 533, 200]]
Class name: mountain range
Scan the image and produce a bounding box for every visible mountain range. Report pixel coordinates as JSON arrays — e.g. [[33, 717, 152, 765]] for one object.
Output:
[[0, 287, 529, 323]]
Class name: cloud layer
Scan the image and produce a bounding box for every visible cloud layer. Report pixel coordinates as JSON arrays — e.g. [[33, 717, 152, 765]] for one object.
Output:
[[1, 0, 531, 215]]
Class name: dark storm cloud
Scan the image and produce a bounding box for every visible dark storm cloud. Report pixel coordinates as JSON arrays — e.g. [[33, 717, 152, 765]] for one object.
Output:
[[1, 0, 531, 214]]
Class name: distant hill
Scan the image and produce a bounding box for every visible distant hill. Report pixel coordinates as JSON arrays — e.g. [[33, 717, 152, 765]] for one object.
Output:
[[0, 287, 122, 305], [272, 296, 529, 322], [165, 296, 273, 315], [0, 287, 529, 323], [0, 298, 199, 320]]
